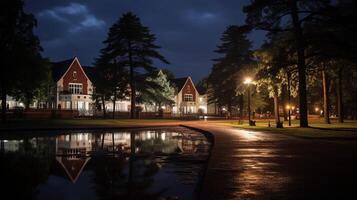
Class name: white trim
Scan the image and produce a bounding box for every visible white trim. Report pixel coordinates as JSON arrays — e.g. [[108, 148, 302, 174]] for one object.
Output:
[[57, 57, 92, 85], [177, 77, 198, 95]]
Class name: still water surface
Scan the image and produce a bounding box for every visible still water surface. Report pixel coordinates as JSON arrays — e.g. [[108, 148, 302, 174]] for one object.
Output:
[[0, 127, 211, 200]]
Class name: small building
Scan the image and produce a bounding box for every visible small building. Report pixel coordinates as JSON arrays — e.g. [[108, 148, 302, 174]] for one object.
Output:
[[51, 57, 95, 115], [170, 77, 206, 114]]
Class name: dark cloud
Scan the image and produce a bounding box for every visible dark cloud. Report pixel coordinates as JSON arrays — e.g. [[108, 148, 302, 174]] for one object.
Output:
[[25, 0, 265, 82]]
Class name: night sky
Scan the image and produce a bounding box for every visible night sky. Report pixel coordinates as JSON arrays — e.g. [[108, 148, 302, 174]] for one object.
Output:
[[25, 0, 265, 82]]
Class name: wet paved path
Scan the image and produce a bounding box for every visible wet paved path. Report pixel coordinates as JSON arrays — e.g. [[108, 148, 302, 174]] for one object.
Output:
[[185, 122, 357, 200]]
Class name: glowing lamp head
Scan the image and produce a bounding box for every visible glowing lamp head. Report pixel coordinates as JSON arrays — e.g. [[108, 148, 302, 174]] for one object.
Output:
[[315, 107, 319, 112], [286, 105, 291, 110], [244, 77, 252, 85]]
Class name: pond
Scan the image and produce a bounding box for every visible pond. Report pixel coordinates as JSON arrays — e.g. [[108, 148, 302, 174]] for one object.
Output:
[[0, 127, 212, 200]]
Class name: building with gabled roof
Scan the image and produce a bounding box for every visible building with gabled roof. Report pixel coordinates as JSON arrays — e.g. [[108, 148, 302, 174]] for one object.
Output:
[[170, 76, 208, 114], [4, 57, 214, 116], [51, 57, 95, 115]]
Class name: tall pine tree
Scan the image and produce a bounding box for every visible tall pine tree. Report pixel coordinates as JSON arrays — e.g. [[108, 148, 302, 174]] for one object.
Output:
[[208, 25, 254, 116], [97, 12, 169, 119]]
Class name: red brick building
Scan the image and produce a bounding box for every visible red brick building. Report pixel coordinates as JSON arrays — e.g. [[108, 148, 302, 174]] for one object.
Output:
[[170, 76, 208, 114], [51, 57, 95, 115]]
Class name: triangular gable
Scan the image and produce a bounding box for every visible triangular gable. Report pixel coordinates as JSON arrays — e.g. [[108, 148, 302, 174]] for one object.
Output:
[[178, 77, 198, 95], [56, 156, 91, 183], [57, 57, 92, 83]]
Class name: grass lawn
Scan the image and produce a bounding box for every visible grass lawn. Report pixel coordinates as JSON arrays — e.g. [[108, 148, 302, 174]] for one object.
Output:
[[0, 118, 182, 130], [217, 119, 357, 139]]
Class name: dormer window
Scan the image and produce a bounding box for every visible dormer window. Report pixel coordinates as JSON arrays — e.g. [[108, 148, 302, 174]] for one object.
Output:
[[73, 71, 77, 80]]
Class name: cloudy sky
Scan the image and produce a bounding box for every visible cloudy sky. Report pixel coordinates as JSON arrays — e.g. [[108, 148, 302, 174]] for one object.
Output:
[[25, 0, 265, 82]]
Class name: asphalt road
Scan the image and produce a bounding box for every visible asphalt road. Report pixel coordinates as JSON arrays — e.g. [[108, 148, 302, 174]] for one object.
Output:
[[187, 123, 357, 200]]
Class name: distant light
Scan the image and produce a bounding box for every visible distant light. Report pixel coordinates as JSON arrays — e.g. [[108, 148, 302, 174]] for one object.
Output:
[[315, 107, 319, 112], [244, 77, 252, 85], [286, 105, 291, 110]]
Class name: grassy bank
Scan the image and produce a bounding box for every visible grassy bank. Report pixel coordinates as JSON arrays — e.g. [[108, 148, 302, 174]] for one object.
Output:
[[0, 119, 182, 131], [218, 119, 357, 139]]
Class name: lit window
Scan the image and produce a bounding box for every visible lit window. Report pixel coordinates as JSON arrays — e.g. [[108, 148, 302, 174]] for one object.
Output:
[[69, 83, 83, 94], [184, 94, 193, 102]]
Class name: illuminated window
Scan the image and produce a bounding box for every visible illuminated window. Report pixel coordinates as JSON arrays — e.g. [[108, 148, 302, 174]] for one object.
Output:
[[69, 83, 83, 94], [184, 94, 193, 102]]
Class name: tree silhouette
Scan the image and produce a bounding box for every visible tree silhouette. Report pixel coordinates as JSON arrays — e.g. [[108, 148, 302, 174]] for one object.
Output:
[[244, 0, 331, 127], [96, 12, 169, 119], [0, 0, 47, 122], [208, 25, 254, 117]]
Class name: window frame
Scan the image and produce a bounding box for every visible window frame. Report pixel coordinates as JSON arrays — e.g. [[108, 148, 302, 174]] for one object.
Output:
[[69, 83, 83, 94], [184, 94, 193, 102]]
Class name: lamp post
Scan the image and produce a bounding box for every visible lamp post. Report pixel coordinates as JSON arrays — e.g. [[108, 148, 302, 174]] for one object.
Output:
[[244, 78, 253, 126], [286, 105, 291, 126], [287, 71, 291, 126]]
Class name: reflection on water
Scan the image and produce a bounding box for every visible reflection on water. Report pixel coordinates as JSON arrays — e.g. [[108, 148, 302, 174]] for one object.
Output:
[[0, 127, 211, 200]]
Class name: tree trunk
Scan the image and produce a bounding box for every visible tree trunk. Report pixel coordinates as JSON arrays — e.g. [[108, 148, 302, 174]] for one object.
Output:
[[112, 90, 116, 119], [128, 40, 135, 119], [101, 95, 106, 118], [281, 84, 288, 121], [322, 70, 330, 124], [25, 92, 31, 109], [290, 0, 308, 127], [227, 100, 232, 118], [112, 99, 116, 119], [239, 94, 244, 123], [247, 86, 251, 122], [1, 80, 7, 122], [274, 95, 280, 124], [337, 67, 344, 123]]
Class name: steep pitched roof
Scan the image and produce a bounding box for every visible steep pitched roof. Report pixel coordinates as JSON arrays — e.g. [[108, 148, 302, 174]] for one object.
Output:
[[170, 77, 189, 90], [82, 66, 96, 83], [51, 58, 75, 82], [196, 85, 207, 95], [51, 57, 94, 83]]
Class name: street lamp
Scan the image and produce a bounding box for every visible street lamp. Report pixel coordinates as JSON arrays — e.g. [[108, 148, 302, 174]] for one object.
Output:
[[315, 107, 319, 113], [244, 77, 253, 126]]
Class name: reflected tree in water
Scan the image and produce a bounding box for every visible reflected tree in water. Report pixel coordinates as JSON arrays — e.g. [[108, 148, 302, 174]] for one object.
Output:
[[91, 131, 166, 200], [0, 137, 53, 200]]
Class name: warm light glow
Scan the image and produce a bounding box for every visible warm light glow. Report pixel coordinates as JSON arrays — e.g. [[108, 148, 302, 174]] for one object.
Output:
[[292, 106, 295, 110], [315, 107, 319, 112], [286, 105, 291, 110], [244, 77, 252, 85]]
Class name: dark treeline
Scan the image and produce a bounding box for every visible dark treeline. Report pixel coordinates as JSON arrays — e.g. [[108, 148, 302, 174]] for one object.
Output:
[[0, 0, 50, 122], [206, 0, 357, 127]]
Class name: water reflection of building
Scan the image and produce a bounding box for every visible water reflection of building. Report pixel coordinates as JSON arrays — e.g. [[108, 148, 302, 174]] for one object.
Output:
[[0, 130, 209, 184], [55, 133, 92, 183], [0, 140, 22, 152]]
